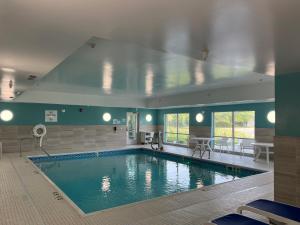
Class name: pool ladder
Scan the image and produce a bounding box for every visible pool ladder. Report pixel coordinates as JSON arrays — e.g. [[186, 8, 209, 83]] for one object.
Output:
[[40, 145, 51, 157]]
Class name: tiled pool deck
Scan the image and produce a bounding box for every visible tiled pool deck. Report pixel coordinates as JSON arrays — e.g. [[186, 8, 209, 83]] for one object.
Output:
[[0, 145, 273, 225]]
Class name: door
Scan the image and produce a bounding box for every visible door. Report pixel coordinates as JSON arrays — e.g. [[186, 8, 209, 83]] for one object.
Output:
[[127, 112, 138, 145]]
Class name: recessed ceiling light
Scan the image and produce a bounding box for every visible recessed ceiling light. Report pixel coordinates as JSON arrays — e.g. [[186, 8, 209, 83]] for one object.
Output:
[[1, 67, 16, 73]]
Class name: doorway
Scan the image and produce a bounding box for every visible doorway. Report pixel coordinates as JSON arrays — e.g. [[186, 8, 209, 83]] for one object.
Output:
[[126, 112, 139, 145]]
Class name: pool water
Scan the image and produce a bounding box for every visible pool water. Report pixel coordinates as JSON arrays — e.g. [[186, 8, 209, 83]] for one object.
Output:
[[30, 149, 262, 213]]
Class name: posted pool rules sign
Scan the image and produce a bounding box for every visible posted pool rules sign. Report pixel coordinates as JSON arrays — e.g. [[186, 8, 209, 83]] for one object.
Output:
[[45, 110, 58, 122]]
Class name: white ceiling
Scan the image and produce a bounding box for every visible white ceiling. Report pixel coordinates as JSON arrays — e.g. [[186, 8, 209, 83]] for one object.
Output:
[[1, 0, 298, 103], [30, 37, 274, 98]]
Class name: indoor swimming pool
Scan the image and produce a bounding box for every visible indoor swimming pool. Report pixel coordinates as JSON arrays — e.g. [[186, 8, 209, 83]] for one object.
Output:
[[29, 148, 264, 214]]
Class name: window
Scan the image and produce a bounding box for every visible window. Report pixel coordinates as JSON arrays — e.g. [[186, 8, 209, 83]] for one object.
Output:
[[214, 112, 233, 138], [213, 111, 255, 152], [164, 113, 189, 145], [234, 111, 255, 139]]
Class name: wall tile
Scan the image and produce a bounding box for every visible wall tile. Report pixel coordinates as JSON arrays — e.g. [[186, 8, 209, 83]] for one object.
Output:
[[274, 136, 300, 206]]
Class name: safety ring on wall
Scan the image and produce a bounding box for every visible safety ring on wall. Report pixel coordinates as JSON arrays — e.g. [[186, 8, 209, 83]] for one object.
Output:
[[33, 124, 47, 138]]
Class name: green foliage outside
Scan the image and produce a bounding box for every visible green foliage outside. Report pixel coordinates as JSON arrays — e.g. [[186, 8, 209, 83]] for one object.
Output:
[[214, 111, 255, 139], [164, 113, 189, 145], [163, 111, 255, 146]]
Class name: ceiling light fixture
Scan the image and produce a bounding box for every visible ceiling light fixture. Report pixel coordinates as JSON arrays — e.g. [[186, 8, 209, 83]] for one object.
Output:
[[1, 67, 16, 73], [201, 48, 209, 61], [9, 80, 13, 88]]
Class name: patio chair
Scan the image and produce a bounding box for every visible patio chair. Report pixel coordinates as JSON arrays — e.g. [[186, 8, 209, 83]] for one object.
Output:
[[214, 137, 230, 153], [240, 138, 254, 156], [204, 213, 267, 225], [237, 199, 300, 225], [191, 140, 203, 157]]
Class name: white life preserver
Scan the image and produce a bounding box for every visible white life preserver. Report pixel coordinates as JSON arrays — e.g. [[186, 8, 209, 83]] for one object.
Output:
[[33, 124, 47, 147]]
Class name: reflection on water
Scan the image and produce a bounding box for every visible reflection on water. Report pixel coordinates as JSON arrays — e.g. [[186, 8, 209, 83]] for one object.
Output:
[[166, 161, 190, 192], [101, 176, 111, 193], [196, 180, 204, 189], [102, 61, 113, 94], [36, 152, 259, 213], [145, 169, 152, 191]]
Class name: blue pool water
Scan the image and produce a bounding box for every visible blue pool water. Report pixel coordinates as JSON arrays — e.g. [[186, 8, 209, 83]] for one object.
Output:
[[30, 149, 263, 213]]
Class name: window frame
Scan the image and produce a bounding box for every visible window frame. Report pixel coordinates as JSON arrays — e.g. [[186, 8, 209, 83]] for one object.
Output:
[[164, 113, 190, 146], [213, 111, 255, 151]]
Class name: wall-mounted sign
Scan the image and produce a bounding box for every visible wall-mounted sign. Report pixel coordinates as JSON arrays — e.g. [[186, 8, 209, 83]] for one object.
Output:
[[45, 110, 58, 122], [113, 119, 121, 125]]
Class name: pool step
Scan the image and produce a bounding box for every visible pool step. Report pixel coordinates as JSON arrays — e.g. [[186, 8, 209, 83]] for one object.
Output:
[[226, 165, 241, 173]]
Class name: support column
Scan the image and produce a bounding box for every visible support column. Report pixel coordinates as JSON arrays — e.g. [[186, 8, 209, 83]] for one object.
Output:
[[275, 73, 300, 206]]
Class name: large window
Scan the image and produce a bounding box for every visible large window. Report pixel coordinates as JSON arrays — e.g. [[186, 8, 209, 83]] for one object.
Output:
[[164, 113, 189, 145], [213, 111, 255, 151]]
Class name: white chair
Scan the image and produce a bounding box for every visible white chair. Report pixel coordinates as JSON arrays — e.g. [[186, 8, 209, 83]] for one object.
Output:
[[149, 132, 154, 143], [239, 139, 254, 156], [188, 135, 199, 156], [214, 137, 230, 153]]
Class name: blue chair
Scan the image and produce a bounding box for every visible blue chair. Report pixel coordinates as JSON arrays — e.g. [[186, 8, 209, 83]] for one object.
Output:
[[238, 199, 300, 225], [204, 213, 267, 225]]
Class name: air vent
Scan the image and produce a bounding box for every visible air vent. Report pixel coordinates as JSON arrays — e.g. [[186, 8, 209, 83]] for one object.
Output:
[[27, 75, 37, 80]]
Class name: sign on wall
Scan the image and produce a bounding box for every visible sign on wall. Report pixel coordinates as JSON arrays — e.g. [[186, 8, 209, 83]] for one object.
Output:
[[45, 110, 58, 122], [113, 119, 121, 125]]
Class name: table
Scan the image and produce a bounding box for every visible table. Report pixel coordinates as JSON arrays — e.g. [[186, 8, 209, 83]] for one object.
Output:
[[191, 137, 214, 159], [251, 142, 274, 166]]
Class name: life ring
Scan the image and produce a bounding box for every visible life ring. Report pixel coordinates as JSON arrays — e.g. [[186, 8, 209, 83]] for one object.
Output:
[[33, 124, 47, 137], [33, 124, 47, 148]]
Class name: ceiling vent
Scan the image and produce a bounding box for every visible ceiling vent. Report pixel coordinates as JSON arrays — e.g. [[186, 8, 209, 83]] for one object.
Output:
[[27, 75, 37, 80]]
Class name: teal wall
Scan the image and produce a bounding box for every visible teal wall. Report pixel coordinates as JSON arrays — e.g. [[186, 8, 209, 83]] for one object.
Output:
[[0, 102, 157, 126], [275, 73, 300, 136], [157, 102, 275, 129], [0, 101, 274, 129]]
